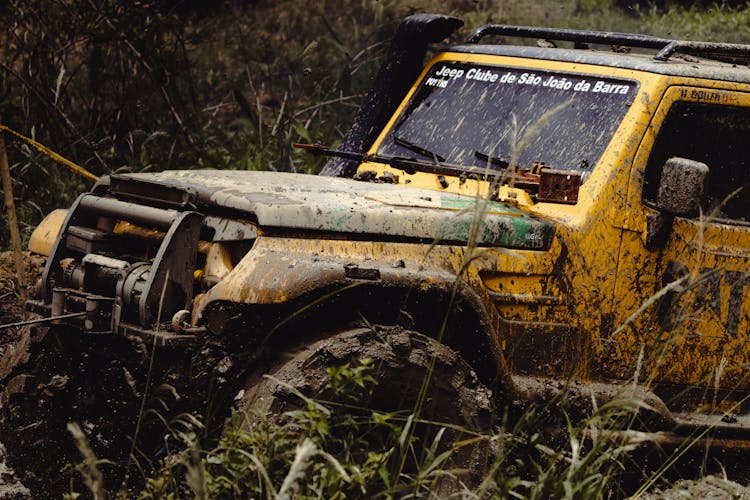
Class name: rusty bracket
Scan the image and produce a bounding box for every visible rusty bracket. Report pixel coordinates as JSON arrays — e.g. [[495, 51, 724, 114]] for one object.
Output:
[[510, 162, 582, 204]]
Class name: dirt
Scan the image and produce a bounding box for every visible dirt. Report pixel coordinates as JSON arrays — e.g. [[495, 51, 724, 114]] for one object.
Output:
[[0, 251, 145, 495], [642, 477, 750, 499], [0, 251, 43, 328], [2, 250, 750, 497], [0, 251, 236, 496], [0, 251, 45, 498]]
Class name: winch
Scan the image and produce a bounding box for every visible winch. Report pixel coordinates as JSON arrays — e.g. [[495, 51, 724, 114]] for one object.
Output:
[[27, 192, 204, 341]]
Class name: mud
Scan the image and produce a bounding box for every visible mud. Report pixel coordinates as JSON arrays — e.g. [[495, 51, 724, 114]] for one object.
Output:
[[0, 251, 239, 496], [0, 252, 150, 495], [2, 250, 750, 497], [0, 251, 43, 329], [0, 251, 45, 498], [642, 477, 750, 499]]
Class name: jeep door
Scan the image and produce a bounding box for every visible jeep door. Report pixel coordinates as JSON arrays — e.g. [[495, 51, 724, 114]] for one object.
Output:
[[611, 86, 750, 405]]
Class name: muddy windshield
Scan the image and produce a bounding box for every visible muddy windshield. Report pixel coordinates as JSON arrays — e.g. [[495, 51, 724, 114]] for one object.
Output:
[[378, 62, 637, 175]]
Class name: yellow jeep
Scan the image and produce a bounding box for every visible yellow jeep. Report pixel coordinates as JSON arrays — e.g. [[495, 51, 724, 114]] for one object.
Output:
[[15, 14, 750, 488]]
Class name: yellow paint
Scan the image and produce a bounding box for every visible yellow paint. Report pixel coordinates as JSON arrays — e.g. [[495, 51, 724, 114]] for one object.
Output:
[[346, 54, 750, 396], [203, 243, 235, 281], [193, 235, 530, 318], [345, 52, 668, 380], [609, 85, 750, 390], [31, 48, 750, 411], [114, 221, 165, 243], [28, 209, 68, 255]]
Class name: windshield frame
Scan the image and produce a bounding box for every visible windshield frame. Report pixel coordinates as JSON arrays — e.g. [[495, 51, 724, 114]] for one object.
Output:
[[370, 56, 640, 182]]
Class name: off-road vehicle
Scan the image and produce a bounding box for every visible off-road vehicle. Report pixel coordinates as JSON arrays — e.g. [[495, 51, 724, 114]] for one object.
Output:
[[9, 12, 750, 491]]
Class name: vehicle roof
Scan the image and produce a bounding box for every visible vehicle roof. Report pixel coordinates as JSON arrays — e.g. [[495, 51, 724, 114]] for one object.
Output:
[[449, 44, 750, 85]]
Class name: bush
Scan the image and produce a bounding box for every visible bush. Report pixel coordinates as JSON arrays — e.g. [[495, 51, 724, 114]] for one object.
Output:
[[135, 360, 468, 498], [4, 0, 750, 250]]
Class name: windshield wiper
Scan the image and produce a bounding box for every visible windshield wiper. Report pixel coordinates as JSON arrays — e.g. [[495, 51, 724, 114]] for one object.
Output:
[[393, 135, 445, 164], [474, 151, 509, 170], [294, 142, 496, 180], [294, 143, 582, 203]]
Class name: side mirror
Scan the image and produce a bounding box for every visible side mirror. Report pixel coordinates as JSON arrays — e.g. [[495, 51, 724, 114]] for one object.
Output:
[[645, 157, 708, 250], [655, 157, 708, 217]]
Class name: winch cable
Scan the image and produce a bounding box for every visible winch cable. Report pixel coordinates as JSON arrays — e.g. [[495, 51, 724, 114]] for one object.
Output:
[[0, 312, 87, 330]]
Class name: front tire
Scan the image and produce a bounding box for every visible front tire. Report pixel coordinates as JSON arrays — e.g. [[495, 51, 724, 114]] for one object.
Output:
[[235, 326, 495, 489]]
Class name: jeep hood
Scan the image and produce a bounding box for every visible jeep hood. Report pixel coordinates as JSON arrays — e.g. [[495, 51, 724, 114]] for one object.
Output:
[[108, 170, 554, 250]]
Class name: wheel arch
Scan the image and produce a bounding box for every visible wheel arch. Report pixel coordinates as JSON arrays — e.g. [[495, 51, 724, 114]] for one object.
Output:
[[201, 268, 514, 398]]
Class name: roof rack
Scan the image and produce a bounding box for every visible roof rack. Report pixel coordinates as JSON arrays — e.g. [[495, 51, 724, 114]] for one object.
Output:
[[466, 25, 750, 64]]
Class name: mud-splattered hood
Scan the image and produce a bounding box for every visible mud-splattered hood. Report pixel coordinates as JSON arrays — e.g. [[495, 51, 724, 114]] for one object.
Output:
[[108, 170, 554, 249]]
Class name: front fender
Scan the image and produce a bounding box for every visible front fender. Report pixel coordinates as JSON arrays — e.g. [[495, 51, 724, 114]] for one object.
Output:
[[193, 236, 513, 392], [193, 236, 463, 319], [28, 209, 68, 256]]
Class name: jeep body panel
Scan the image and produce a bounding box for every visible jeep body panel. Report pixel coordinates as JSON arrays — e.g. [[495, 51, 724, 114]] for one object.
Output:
[[360, 53, 661, 381], [611, 84, 750, 396], [116, 169, 554, 248], [357, 49, 750, 406], [24, 23, 750, 428], [193, 235, 516, 386]]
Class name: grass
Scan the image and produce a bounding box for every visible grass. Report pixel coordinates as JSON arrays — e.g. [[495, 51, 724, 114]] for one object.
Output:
[[9, 0, 750, 497], [63, 355, 684, 499], [132, 362, 461, 498], [5, 0, 750, 250]]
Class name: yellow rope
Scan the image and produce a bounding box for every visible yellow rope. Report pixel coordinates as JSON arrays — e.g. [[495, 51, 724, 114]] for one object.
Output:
[[0, 124, 99, 182]]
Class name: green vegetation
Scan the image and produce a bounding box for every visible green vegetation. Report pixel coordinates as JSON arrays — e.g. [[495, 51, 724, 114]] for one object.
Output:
[[137, 361, 464, 499], [3, 0, 750, 250], [64, 358, 656, 498], [6, 2, 750, 495]]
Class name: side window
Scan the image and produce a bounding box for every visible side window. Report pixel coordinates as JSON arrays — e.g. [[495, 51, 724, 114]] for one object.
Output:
[[643, 100, 750, 223]]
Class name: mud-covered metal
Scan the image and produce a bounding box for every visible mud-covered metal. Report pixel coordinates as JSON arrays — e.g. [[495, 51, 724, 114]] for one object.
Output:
[[28, 209, 68, 256], [451, 44, 750, 85], [117, 170, 555, 249], [29, 191, 204, 340], [537, 168, 581, 204], [24, 23, 750, 452], [193, 234, 515, 389], [465, 24, 750, 64], [357, 47, 750, 423], [655, 157, 708, 217]]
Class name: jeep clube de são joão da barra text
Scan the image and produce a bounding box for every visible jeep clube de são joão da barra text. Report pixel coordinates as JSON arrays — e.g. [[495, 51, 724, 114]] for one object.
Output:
[[13, 13, 750, 489]]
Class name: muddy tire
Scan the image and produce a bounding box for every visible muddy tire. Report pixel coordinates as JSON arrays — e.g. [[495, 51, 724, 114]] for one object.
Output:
[[235, 326, 495, 488]]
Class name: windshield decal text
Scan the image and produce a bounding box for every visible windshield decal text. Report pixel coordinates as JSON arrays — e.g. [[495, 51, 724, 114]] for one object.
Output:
[[380, 62, 638, 175], [430, 65, 631, 95]]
